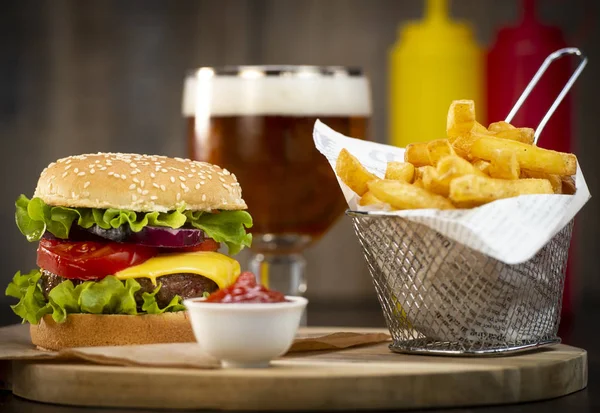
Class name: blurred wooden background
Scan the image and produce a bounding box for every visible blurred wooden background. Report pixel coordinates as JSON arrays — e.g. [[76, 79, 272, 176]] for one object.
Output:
[[0, 0, 597, 325]]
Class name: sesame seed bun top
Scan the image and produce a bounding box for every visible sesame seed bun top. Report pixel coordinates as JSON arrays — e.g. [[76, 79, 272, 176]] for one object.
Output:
[[34, 153, 247, 212]]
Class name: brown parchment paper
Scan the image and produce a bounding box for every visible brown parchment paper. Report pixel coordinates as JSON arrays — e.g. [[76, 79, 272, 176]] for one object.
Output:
[[0, 324, 390, 369]]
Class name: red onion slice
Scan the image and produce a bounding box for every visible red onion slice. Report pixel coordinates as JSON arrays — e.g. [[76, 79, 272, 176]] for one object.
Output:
[[125, 226, 206, 248]]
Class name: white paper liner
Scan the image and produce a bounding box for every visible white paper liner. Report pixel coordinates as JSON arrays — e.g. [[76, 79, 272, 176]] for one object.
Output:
[[313, 120, 590, 265]]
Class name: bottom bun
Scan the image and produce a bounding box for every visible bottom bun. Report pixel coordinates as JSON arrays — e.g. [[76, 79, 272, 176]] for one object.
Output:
[[30, 312, 195, 350]]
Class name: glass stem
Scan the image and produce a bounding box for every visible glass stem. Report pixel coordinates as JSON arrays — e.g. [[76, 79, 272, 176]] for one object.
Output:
[[248, 252, 307, 297]]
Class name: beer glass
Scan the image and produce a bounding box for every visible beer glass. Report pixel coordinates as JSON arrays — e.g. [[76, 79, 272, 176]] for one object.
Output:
[[183, 66, 371, 296]]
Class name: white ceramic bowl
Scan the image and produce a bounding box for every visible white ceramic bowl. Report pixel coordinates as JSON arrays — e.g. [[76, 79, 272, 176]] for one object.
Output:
[[183, 296, 308, 368]]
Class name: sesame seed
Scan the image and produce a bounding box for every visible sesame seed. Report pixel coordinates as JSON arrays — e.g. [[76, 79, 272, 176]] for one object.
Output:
[[200, 181, 205, 185], [223, 169, 231, 176], [108, 171, 114, 176], [133, 177, 139, 183], [187, 174, 194, 178], [137, 187, 142, 194], [219, 177, 226, 182], [170, 176, 175, 183], [74, 168, 79, 173], [140, 180, 145, 187], [176, 193, 181, 201], [150, 172, 156, 178], [160, 185, 166, 191], [90, 169, 95, 174], [179, 176, 186, 182], [132, 194, 137, 201], [222, 184, 228, 189], [95, 160, 101, 164], [207, 175, 213, 180], [150, 195, 158, 200], [84, 181, 90, 189], [77, 171, 86, 176], [71, 191, 76, 198], [142, 190, 149, 195], [129, 184, 136, 190], [175, 157, 185, 162], [152, 183, 159, 189], [195, 183, 200, 190], [121, 175, 126, 180], [130, 163, 137, 168], [62, 171, 68, 178], [131, 170, 138, 175], [161, 168, 168, 173], [65, 165, 72, 170], [202, 194, 207, 201]]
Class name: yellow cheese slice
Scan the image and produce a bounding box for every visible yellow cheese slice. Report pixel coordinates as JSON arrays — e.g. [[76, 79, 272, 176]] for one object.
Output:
[[114, 251, 240, 288]]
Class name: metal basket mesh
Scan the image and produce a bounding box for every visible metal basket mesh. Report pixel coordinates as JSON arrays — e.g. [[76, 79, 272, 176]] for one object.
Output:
[[348, 212, 573, 356]]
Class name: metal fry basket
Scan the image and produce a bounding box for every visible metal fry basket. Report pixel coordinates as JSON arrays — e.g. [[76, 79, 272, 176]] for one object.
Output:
[[348, 48, 587, 356], [349, 212, 573, 355]]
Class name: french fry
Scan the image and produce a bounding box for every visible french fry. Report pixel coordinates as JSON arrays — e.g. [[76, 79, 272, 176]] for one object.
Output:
[[447, 100, 476, 140], [420, 166, 449, 197], [449, 175, 553, 206], [470, 136, 577, 175], [437, 155, 486, 182], [427, 139, 456, 166], [359, 191, 388, 207], [488, 149, 520, 180], [415, 166, 429, 181], [495, 128, 535, 145], [385, 162, 415, 183], [336, 148, 378, 196], [488, 121, 515, 132], [521, 169, 562, 194], [404, 142, 431, 167], [451, 134, 479, 159], [561, 175, 576, 195], [473, 121, 490, 135], [472, 159, 491, 175], [369, 179, 455, 210]]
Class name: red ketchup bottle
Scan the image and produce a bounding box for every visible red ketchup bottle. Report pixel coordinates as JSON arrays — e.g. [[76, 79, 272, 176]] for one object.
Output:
[[487, 0, 575, 327]]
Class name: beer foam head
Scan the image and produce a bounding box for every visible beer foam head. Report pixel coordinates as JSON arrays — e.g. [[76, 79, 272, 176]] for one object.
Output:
[[183, 67, 371, 117]]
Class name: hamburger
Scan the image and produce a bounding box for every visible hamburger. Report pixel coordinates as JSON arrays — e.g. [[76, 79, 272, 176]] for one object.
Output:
[[6, 153, 252, 350]]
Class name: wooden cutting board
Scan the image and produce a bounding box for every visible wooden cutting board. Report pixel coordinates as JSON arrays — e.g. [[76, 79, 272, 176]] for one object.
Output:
[[10, 327, 587, 411]]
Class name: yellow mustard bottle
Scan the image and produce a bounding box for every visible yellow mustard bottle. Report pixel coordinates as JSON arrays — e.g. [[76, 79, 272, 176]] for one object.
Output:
[[389, 0, 485, 147]]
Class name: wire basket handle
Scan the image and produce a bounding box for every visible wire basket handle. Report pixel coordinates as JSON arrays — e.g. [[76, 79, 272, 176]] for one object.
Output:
[[505, 47, 588, 145]]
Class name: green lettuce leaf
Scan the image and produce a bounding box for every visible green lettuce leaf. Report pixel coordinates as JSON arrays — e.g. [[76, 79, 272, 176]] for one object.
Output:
[[141, 284, 186, 314], [5, 269, 52, 324], [185, 210, 253, 255], [79, 277, 141, 315], [47, 280, 89, 323], [15, 195, 252, 254], [5, 271, 187, 324]]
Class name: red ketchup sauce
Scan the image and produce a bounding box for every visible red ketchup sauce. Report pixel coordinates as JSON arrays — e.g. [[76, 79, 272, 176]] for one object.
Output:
[[205, 272, 287, 303]]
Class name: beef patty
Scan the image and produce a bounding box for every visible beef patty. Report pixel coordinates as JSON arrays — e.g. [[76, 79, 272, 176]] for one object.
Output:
[[40, 270, 219, 309]]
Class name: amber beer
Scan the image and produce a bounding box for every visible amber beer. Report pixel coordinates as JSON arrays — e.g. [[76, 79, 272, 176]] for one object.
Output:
[[184, 67, 371, 240]]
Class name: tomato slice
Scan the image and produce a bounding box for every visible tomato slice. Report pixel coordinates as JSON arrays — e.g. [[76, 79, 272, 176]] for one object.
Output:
[[165, 239, 220, 253], [37, 239, 158, 280]]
